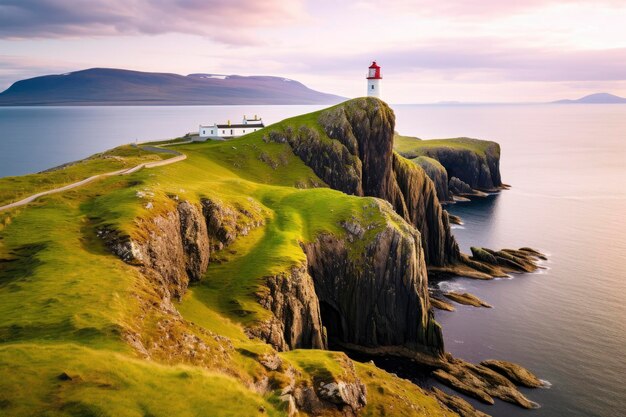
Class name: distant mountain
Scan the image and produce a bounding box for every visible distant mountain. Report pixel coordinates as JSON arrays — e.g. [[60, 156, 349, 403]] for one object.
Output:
[[553, 93, 626, 104], [0, 68, 345, 106]]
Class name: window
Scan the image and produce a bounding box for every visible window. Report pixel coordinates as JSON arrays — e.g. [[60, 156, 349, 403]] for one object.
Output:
[[371, 85, 374, 90], [211, 130, 213, 134], [222, 130, 225, 134], [243, 130, 245, 133], [230, 129, 233, 135]]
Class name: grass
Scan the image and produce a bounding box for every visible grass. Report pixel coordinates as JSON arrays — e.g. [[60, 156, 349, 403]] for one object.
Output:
[[355, 362, 457, 417], [282, 349, 356, 383], [394, 133, 494, 159], [0, 179, 146, 350], [0, 343, 280, 417], [0, 145, 173, 206], [0, 101, 454, 416]]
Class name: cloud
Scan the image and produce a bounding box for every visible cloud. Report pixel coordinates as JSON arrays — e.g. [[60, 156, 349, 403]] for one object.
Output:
[[278, 42, 626, 83], [353, 0, 625, 17], [0, 0, 304, 44], [0, 55, 76, 90]]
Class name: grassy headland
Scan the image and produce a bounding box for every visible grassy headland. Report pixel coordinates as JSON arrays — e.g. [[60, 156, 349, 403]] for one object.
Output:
[[0, 105, 454, 416]]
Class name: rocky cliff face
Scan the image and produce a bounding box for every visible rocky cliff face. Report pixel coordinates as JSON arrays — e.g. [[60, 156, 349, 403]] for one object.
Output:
[[414, 140, 502, 191], [392, 154, 459, 266], [102, 193, 444, 363], [302, 207, 444, 357], [266, 97, 460, 266], [250, 264, 327, 351], [413, 156, 451, 203], [100, 198, 263, 301]]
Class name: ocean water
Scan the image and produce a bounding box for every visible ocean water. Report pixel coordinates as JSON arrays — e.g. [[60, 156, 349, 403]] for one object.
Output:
[[1, 103, 625, 417], [394, 104, 626, 417], [0, 105, 326, 177]]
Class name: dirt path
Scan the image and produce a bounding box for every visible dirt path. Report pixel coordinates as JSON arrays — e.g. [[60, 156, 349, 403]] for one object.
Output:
[[0, 143, 189, 212]]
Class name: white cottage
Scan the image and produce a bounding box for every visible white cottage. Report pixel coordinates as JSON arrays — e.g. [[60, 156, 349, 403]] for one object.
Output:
[[198, 115, 264, 140]]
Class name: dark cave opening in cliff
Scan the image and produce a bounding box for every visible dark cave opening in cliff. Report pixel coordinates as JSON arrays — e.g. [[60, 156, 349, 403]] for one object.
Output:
[[319, 301, 344, 347]]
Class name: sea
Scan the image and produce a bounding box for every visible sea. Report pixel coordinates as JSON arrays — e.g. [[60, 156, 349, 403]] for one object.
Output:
[[1, 103, 625, 417]]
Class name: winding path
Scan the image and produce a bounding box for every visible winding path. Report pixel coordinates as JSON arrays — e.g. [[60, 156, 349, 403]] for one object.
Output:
[[0, 142, 190, 212]]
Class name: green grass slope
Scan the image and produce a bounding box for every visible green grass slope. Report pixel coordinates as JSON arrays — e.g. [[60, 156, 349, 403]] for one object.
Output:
[[0, 145, 175, 207], [394, 133, 493, 158], [0, 107, 455, 416]]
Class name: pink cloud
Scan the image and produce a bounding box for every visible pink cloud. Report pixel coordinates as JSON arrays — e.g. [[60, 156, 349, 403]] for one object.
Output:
[[0, 0, 304, 44], [355, 0, 625, 17], [273, 41, 626, 83]]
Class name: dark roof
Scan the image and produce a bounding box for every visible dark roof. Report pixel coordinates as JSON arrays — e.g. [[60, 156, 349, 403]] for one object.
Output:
[[215, 123, 264, 129]]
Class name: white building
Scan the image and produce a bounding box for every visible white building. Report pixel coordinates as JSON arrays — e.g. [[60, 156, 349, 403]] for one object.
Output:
[[198, 115, 264, 140], [367, 61, 382, 98]]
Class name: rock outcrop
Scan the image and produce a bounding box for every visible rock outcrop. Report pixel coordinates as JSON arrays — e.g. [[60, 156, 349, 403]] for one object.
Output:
[[430, 296, 456, 312], [99, 204, 201, 300], [469, 247, 546, 275], [443, 291, 492, 308], [431, 387, 490, 417], [480, 360, 543, 388], [449, 176, 475, 196], [403, 139, 503, 191], [266, 97, 461, 267], [430, 247, 547, 281], [102, 193, 445, 362], [392, 154, 460, 266], [434, 356, 538, 409], [100, 198, 264, 301], [281, 353, 368, 417], [413, 156, 451, 203], [302, 205, 444, 357], [251, 264, 327, 351]]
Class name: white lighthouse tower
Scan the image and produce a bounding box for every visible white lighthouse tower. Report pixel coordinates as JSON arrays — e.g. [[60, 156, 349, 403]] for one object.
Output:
[[366, 61, 382, 98]]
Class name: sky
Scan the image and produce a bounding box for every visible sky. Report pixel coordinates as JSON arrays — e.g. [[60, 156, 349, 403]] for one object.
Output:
[[1, 0, 626, 103]]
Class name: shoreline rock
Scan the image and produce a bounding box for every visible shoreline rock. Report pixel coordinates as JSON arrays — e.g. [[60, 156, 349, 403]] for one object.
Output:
[[429, 247, 547, 280], [480, 360, 543, 388], [431, 387, 491, 417], [448, 213, 463, 225], [443, 292, 492, 308], [434, 356, 538, 409], [430, 296, 456, 312]]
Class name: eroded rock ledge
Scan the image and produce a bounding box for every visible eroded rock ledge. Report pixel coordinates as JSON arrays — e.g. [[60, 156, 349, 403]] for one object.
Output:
[[430, 247, 547, 280], [434, 355, 542, 410]]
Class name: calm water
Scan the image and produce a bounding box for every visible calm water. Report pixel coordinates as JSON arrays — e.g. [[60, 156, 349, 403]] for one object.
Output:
[[394, 104, 626, 417], [0, 105, 326, 177], [1, 104, 625, 417]]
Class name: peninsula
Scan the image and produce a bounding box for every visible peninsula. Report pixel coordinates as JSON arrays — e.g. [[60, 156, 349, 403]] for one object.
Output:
[[0, 98, 544, 417]]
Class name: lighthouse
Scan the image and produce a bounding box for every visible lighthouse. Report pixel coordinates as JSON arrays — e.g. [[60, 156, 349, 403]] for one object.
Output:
[[366, 61, 382, 98]]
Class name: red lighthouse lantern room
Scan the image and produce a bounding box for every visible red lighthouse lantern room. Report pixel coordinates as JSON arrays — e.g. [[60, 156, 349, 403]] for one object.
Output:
[[367, 61, 382, 79]]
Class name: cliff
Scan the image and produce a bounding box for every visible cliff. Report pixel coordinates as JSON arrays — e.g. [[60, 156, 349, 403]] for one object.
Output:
[[395, 135, 503, 194], [265, 97, 460, 266], [413, 156, 451, 203], [103, 195, 444, 360], [94, 192, 451, 415], [0, 97, 540, 416], [302, 207, 444, 357]]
